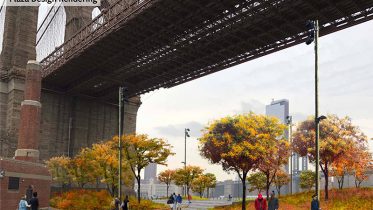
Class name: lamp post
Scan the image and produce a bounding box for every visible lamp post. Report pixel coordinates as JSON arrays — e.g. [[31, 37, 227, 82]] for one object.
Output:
[[118, 86, 127, 200], [305, 20, 328, 202], [286, 116, 293, 195], [184, 128, 190, 196]]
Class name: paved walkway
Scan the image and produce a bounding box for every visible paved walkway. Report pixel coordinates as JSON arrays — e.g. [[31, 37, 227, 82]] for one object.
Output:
[[154, 199, 232, 209]]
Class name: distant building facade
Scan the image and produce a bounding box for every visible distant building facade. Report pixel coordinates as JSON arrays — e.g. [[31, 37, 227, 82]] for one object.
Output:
[[144, 163, 157, 181], [265, 99, 308, 194]]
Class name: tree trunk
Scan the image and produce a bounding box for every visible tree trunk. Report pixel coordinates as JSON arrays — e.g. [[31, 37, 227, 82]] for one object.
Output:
[[266, 172, 270, 199], [137, 175, 141, 203], [324, 163, 329, 200], [207, 188, 210, 198], [166, 184, 169, 197], [241, 173, 247, 210]]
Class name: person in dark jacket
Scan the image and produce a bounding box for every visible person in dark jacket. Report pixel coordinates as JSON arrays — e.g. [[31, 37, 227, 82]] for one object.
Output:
[[121, 195, 129, 210], [29, 192, 39, 210], [311, 194, 320, 210], [268, 191, 279, 210], [254, 193, 267, 210]]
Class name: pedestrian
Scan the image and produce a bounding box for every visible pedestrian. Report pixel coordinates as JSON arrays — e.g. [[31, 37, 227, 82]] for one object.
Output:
[[254, 193, 267, 210], [121, 195, 129, 210], [18, 195, 31, 210], [29, 192, 39, 210], [113, 197, 120, 210], [268, 191, 279, 210], [26, 185, 33, 203], [187, 193, 192, 204], [228, 194, 232, 201], [311, 194, 320, 210], [172, 193, 177, 210], [176, 194, 182, 209], [167, 193, 175, 209]]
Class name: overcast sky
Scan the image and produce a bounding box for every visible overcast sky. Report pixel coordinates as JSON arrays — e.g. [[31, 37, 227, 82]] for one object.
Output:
[[137, 21, 373, 181]]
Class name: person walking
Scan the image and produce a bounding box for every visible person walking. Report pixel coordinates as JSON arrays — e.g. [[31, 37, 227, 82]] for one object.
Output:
[[18, 195, 31, 210], [187, 193, 192, 205], [167, 194, 175, 209], [176, 194, 182, 210], [268, 191, 279, 210], [121, 195, 129, 210], [172, 193, 177, 210], [311, 194, 320, 210], [113, 197, 120, 210], [254, 193, 267, 210], [29, 192, 39, 210]]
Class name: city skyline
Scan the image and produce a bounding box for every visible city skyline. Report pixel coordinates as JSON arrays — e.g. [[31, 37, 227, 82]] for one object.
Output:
[[137, 20, 373, 182]]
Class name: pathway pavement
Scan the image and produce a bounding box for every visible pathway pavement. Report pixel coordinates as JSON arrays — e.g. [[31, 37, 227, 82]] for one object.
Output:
[[154, 199, 233, 209]]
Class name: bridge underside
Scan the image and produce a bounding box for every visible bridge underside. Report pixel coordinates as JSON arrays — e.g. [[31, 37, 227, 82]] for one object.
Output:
[[42, 0, 373, 100]]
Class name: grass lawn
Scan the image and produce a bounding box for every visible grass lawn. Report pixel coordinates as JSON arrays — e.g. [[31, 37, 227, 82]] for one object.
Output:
[[214, 188, 373, 210]]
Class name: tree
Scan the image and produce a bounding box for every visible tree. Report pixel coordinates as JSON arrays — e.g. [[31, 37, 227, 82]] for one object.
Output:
[[274, 170, 289, 196], [205, 173, 217, 198], [89, 138, 132, 197], [69, 148, 97, 188], [247, 172, 266, 193], [255, 118, 289, 198], [352, 149, 372, 188], [191, 174, 208, 198], [190, 173, 217, 198], [158, 169, 176, 197], [299, 170, 315, 192], [199, 113, 284, 210], [46, 156, 72, 188], [122, 134, 173, 203], [174, 166, 203, 195], [292, 114, 367, 200]]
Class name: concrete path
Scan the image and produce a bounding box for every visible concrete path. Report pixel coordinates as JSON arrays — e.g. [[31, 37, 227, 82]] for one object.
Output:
[[154, 199, 232, 209]]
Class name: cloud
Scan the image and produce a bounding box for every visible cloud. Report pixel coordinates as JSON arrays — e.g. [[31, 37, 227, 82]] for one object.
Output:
[[238, 99, 266, 114], [155, 121, 205, 137]]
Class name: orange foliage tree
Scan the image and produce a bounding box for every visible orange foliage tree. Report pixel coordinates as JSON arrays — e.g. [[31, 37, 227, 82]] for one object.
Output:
[[158, 169, 176, 197], [274, 170, 290, 196], [122, 134, 174, 203], [254, 116, 289, 198], [199, 113, 281, 210], [293, 114, 368, 200]]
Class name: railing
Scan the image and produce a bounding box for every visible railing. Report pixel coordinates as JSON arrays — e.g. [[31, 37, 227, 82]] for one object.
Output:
[[40, 0, 155, 78]]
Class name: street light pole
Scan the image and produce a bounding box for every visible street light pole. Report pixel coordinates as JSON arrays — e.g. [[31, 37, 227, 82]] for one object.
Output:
[[184, 128, 190, 196], [306, 19, 321, 202], [286, 116, 293, 195], [118, 87, 126, 200], [313, 20, 320, 202]]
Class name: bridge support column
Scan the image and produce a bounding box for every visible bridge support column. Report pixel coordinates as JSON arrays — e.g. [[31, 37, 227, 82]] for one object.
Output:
[[64, 7, 93, 40], [15, 61, 42, 162], [0, 6, 38, 157]]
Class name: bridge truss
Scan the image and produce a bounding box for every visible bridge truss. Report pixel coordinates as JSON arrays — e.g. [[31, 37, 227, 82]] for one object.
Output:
[[40, 0, 373, 100]]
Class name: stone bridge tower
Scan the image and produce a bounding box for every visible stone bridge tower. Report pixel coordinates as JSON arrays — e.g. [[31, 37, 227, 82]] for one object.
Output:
[[0, 5, 141, 160]]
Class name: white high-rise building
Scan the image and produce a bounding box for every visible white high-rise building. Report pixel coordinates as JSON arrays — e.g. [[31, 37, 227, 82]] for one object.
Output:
[[266, 99, 308, 194]]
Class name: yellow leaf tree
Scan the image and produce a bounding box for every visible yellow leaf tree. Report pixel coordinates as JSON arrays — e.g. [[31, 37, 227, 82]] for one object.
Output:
[[173, 165, 203, 196], [46, 156, 72, 188], [199, 112, 278, 210], [158, 169, 176, 197], [122, 134, 174, 203], [254, 116, 289, 198], [90, 137, 132, 197], [292, 114, 368, 200], [205, 173, 217, 198], [191, 173, 216, 198]]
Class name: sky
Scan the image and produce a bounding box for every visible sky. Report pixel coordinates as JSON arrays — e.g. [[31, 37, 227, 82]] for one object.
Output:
[[136, 20, 373, 182]]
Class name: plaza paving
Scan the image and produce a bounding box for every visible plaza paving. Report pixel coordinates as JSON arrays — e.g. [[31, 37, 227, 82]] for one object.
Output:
[[154, 199, 233, 209]]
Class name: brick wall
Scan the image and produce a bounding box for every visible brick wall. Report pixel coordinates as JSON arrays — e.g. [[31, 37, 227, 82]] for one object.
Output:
[[0, 158, 51, 209]]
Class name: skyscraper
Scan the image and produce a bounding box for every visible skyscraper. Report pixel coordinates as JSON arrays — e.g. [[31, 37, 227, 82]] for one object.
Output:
[[144, 163, 157, 181]]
